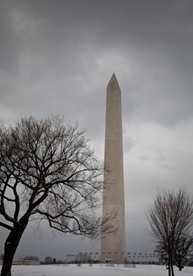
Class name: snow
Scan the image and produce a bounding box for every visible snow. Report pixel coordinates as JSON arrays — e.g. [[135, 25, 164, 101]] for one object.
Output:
[[1, 264, 193, 276]]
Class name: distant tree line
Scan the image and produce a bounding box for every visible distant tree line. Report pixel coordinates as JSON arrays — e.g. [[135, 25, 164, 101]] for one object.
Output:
[[23, 256, 39, 261]]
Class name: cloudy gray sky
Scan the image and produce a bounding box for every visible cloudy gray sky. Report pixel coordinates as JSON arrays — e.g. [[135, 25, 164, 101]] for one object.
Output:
[[1, 0, 193, 261]]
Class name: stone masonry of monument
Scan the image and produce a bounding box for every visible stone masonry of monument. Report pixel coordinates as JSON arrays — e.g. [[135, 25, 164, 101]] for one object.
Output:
[[101, 73, 126, 263]]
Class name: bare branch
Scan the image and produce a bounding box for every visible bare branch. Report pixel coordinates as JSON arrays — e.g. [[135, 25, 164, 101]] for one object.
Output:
[[147, 188, 193, 274]]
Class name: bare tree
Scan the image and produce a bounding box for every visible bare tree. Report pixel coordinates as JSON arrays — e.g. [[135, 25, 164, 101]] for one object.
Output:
[[147, 189, 193, 276], [0, 116, 110, 276], [45, 256, 53, 264], [155, 235, 193, 270], [173, 234, 193, 271]]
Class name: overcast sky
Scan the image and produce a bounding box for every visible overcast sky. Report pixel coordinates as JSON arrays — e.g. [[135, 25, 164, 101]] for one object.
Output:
[[1, 0, 193, 261]]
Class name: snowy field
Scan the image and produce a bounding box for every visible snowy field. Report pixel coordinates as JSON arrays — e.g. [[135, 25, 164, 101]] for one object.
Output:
[[2, 264, 193, 276]]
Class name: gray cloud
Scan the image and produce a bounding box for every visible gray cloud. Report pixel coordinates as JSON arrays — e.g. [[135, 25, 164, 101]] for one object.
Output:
[[1, 0, 193, 260]]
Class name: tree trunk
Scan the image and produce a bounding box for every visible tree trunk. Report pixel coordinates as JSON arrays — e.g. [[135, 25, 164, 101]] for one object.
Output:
[[171, 261, 175, 276], [168, 263, 171, 276], [168, 253, 174, 276], [178, 260, 183, 271], [1, 218, 28, 276], [169, 254, 175, 276]]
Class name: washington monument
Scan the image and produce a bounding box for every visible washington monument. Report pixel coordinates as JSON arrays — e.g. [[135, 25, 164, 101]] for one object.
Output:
[[101, 73, 126, 263]]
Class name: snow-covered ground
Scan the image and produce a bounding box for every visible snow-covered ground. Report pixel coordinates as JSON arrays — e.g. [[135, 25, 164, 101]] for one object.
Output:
[[1, 264, 193, 276]]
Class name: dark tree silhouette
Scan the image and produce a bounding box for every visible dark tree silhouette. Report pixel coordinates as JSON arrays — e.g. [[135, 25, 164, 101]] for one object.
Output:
[[0, 116, 111, 276], [155, 236, 193, 271], [147, 189, 193, 276], [173, 234, 193, 271], [45, 256, 53, 264]]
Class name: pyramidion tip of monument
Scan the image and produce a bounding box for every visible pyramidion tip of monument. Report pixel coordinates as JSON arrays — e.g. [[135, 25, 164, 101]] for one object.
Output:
[[110, 72, 117, 82], [107, 73, 120, 90]]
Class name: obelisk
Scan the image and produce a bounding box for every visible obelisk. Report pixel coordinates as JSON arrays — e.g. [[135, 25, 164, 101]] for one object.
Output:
[[101, 73, 126, 263]]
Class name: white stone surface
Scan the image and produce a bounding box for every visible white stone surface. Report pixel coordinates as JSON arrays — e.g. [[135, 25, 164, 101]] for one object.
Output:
[[101, 74, 126, 263]]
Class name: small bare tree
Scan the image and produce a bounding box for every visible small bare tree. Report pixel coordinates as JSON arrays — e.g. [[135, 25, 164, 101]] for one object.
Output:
[[147, 189, 193, 276], [173, 234, 193, 271], [0, 116, 111, 276]]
